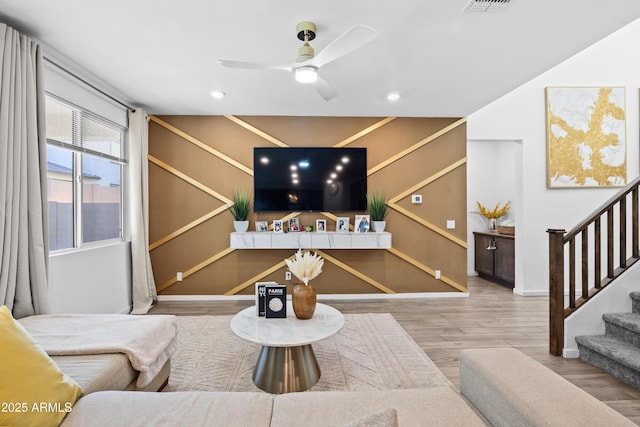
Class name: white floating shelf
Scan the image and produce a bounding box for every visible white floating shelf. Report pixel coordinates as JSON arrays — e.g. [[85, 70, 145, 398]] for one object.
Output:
[[230, 232, 391, 249]]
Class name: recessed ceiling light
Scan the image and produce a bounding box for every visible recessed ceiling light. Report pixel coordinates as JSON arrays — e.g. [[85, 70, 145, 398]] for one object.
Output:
[[386, 92, 400, 102], [211, 90, 226, 99]]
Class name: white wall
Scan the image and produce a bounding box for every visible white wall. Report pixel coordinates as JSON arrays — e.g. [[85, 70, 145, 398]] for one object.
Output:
[[467, 18, 640, 295], [48, 243, 132, 314]]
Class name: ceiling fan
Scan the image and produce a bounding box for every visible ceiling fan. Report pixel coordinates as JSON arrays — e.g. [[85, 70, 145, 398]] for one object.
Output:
[[218, 22, 378, 101]]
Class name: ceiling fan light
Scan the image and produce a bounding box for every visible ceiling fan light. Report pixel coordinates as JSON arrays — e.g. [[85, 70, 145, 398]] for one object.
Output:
[[295, 66, 318, 84]]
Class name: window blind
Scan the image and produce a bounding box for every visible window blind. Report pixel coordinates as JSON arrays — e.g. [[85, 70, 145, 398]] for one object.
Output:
[[46, 95, 127, 164]]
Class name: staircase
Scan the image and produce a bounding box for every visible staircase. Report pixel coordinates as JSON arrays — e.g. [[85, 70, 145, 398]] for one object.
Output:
[[576, 292, 640, 389]]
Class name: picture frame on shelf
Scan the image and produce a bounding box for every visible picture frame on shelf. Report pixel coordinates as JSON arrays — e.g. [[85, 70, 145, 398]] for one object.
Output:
[[273, 220, 283, 233], [255, 221, 268, 232], [355, 214, 370, 233], [288, 218, 300, 232], [316, 219, 327, 232], [336, 217, 349, 233]]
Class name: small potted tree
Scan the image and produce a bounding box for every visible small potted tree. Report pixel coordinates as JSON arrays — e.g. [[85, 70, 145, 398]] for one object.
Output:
[[230, 190, 250, 232], [367, 191, 388, 232]]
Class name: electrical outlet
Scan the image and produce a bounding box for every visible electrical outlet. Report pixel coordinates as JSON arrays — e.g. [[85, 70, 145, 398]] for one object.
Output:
[[285, 271, 292, 281], [177, 272, 183, 281], [434, 270, 441, 280]]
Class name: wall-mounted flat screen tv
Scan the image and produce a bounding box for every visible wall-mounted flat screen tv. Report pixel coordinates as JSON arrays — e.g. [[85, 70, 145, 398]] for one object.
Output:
[[254, 147, 367, 212]]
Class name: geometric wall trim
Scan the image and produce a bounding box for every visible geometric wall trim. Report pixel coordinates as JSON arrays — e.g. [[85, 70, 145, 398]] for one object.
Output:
[[149, 115, 468, 296]]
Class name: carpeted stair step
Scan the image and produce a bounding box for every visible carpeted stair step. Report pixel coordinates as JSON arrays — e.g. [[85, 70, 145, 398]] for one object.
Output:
[[603, 312, 640, 347], [576, 335, 640, 389], [631, 292, 640, 314]]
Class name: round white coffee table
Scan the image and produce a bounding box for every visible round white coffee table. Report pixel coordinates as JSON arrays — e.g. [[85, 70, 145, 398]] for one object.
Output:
[[230, 301, 344, 394]]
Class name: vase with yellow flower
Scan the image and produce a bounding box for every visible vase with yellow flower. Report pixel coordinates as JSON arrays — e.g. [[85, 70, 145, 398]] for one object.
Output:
[[475, 201, 511, 231], [285, 249, 324, 320]]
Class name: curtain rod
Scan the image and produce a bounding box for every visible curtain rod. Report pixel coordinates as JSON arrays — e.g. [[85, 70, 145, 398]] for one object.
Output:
[[43, 56, 136, 112]]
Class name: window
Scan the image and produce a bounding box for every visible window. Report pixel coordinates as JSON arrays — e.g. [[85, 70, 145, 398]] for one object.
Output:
[[46, 95, 127, 251]]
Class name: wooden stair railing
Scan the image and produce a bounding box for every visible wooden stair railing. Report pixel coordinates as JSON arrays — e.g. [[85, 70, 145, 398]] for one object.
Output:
[[548, 176, 640, 356]]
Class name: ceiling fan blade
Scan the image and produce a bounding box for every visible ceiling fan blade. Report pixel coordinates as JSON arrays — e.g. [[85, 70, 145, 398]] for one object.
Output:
[[309, 25, 378, 68], [312, 77, 339, 101], [217, 59, 292, 72]]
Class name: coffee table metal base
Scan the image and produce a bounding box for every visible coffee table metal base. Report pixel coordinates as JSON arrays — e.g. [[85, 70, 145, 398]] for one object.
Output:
[[252, 344, 320, 394]]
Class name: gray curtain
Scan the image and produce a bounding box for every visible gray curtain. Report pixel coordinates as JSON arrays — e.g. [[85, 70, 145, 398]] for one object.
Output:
[[129, 109, 157, 314], [0, 23, 50, 317]]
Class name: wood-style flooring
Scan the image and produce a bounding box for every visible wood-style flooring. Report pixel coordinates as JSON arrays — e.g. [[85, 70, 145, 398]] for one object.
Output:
[[150, 276, 640, 424]]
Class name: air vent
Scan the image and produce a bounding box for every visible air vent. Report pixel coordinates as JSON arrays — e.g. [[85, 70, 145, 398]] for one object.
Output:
[[463, 0, 514, 13]]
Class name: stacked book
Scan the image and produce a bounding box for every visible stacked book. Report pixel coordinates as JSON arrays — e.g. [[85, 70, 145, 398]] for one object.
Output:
[[255, 282, 286, 318]]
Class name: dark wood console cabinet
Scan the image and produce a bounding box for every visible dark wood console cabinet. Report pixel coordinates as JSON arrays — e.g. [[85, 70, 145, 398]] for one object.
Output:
[[474, 232, 515, 288]]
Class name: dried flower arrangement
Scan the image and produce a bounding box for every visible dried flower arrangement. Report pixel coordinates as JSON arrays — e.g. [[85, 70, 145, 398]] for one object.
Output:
[[475, 201, 511, 219], [284, 249, 324, 286]]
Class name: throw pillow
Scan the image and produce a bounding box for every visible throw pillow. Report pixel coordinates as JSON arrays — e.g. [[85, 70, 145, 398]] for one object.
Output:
[[342, 407, 398, 427], [0, 305, 83, 427]]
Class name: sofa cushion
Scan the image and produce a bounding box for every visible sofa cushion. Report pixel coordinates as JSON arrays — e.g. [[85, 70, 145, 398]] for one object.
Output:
[[460, 348, 635, 427], [60, 391, 274, 427], [271, 387, 487, 427], [52, 354, 137, 394], [342, 407, 398, 427], [0, 305, 83, 427]]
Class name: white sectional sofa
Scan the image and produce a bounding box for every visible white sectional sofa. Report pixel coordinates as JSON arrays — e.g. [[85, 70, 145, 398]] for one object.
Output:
[[2, 301, 633, 427], [60, 387, 487, 426], [60, 348, 636, 426]]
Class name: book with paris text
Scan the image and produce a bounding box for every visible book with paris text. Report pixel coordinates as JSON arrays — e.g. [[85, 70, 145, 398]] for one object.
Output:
[[265, 284, 287, 318]]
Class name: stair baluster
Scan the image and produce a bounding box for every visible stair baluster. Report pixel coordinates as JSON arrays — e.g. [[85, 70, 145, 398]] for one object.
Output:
[[548, 176, 640, 356]]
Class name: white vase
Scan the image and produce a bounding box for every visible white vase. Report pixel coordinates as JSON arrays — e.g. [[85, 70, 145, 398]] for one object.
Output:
[[372, 220, 386, 232], [233, 220, 249, 233]]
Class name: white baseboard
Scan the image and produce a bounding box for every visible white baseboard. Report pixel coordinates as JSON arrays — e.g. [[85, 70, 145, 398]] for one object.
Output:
[[157, 292, 469, 302], [514, 289, 549, 296], [563, 348, 580, 358]]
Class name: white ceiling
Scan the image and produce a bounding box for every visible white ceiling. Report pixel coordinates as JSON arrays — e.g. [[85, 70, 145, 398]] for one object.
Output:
[[2, 0, 640, 117]]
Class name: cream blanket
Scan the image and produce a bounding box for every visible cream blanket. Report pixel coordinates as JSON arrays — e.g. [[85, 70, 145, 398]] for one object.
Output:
[[19, 314, 178, 388]]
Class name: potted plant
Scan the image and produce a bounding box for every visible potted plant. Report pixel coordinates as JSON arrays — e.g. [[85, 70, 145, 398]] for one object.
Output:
[[367, 191, 389, 232], [230, 189, 250, 232]]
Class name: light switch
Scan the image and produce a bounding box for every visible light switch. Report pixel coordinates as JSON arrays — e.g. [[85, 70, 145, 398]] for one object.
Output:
[[446, 220, 455, 229], [435, 270, 441, 279], [411, 194, 423, 204]]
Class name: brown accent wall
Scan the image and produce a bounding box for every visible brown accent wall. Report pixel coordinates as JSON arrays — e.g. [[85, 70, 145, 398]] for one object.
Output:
[[148, 115, 467, 296]]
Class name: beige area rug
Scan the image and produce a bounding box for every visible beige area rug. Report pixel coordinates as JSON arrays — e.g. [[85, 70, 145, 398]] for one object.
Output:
[[164, 313, 451, 393]]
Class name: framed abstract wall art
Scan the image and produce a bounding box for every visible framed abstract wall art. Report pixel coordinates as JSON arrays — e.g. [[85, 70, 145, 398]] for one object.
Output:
[[545, 86, 626, 188]]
